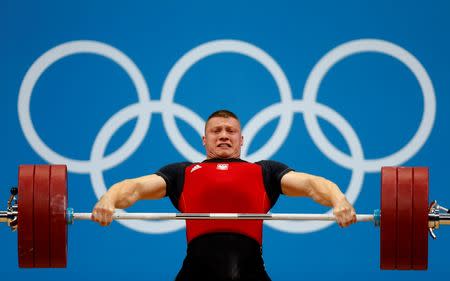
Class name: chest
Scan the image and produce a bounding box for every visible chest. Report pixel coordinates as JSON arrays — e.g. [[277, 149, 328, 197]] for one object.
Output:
[[179, 162, 268, 212]]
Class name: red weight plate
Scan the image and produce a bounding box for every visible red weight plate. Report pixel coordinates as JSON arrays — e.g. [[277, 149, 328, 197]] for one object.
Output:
[[412, 167, 429, 270], [18, 165, 35, 268], [380, 166, 398, 270], [33, 165, 51, 268], [397, 167, 413, 270], [49, 165, 68, 267]]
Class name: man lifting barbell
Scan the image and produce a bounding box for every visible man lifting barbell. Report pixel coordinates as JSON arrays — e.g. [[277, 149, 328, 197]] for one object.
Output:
[[91, 109, 357, 280], [2, 110, 450, 274]]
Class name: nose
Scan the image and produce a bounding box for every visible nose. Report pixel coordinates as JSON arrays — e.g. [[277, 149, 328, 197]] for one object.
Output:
[[219, 130, 229, 140]]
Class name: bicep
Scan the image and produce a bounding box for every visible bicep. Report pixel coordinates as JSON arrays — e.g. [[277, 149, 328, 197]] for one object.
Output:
[[280, 171, 314, 197], [130, 174, 167, 200]]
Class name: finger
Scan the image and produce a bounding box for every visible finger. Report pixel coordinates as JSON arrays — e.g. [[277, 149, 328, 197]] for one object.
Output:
[[342, 216, 350, 227], [337, 216, 344, 228], [95, 210, 106, 225], [91, 210, 99, 222], [99, 211, 109, 226], [346, 214, 355, 226], [102, 209, 113, 226], [93, 209, 107, 226], [91, 211, 100, 223], [342, 216, 352, 227], [350, 209, 357, 224], [341, 214, 353, 227]]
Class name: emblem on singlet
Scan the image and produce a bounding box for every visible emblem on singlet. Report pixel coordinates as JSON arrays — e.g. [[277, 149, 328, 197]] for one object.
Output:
[[216, 163, 229, 170], [190, 164, 202, 173]]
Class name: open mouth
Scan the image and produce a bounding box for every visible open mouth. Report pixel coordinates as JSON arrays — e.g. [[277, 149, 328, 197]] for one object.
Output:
[[217, 143, 232, 148]]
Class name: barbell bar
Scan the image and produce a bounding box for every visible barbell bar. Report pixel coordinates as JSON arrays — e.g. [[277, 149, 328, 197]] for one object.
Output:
[[1, 165, 449, 270], [69, 211, 376, 222]]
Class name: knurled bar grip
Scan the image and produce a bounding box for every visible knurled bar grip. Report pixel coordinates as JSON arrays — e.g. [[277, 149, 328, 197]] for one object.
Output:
[[73, 212, 375, 221]]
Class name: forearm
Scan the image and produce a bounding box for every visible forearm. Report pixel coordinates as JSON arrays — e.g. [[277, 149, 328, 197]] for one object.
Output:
[[281, 171, 356, 227], [281, 171, 345, 207], [100, 174, 166, 209], [308, 175, 356, 227], [306, 175, 346, 207], [101, 179, 140, 209], [92, 174, 166, 226]]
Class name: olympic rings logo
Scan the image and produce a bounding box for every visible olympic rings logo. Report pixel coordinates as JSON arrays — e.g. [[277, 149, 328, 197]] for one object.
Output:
[[18, 39, 436, 234]]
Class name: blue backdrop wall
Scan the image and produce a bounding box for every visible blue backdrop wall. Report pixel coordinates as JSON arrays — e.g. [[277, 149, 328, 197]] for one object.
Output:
[[2, 1, 450, 280]]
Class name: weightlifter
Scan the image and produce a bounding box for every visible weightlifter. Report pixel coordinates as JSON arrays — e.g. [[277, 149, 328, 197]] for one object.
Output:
[[91, 109, 357, 280]]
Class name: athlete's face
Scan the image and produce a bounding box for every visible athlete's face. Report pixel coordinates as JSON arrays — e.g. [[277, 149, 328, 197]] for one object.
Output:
[[203, 117, 243, 159]]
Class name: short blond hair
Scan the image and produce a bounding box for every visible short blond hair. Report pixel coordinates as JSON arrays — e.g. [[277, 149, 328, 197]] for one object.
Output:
[[207, 109, 239, 122], [205, 109, 240, 131]]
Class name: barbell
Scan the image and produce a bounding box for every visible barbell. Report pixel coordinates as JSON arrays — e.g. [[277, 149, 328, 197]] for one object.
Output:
[[1, 165, 449, 270]]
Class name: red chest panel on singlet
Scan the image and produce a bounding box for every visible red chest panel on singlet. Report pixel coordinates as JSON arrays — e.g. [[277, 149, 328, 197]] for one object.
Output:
[[179, 162, 271, 244]]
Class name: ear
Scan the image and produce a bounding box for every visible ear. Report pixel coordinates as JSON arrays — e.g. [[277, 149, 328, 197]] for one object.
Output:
[[202, 135, 206, 146], [240, 135, 244, 146]]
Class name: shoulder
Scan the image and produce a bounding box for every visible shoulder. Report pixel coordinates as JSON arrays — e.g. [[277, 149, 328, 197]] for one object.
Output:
[[156, 162, 193, 178], [159, 161, 193, 170], [255, 160, 294, 178], [255, 160, 290, 169]]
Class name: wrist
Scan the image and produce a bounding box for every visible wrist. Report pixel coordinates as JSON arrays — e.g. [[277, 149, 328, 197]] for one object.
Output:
[[331, 193, 347, 207], [100, 193, 117, 205]]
